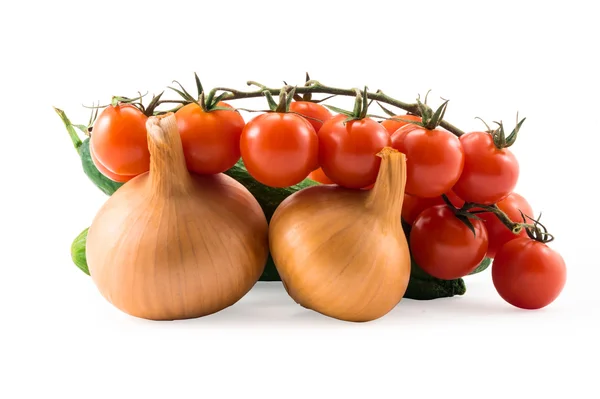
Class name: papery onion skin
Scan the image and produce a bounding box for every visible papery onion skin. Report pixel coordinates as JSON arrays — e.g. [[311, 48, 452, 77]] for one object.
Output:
[[269, 149, 411, 322], [86, 114, 269, 321]]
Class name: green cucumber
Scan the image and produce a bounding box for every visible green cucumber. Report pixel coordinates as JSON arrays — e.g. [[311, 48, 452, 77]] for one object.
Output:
[[224, 160, 319, 280], [71, 227, 90, 275], [78, 139, 123, 196], [55, 107, 123, 196]]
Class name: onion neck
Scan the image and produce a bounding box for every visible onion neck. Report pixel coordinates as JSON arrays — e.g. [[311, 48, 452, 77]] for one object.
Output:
[[146, 113, 192, 195], [365, 147, 407, 217]]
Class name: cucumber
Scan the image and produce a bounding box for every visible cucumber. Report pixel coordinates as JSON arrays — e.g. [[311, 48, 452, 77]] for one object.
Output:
[[224, 160, 319, 280], [78, 139, 123, 196], [71, 227, 90, 275]]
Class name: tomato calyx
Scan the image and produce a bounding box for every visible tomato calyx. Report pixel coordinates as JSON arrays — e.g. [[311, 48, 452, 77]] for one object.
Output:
[[476, 115, 526, 149], [415, 95, 449, 130], [441, 194, 483, 236], [520, 212, 555, 243], [376, 100, 420, 125], [323, 86, 373, 124], [258, 85, 298, 113], [169, 73, 232, 113]]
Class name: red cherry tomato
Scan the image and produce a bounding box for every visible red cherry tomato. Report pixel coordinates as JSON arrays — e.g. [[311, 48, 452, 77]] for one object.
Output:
[[89, 144, 135, 183], [401, 190, 464, 225], [492, 237, 566, 309], [91, 104, 150, 178], [480, 193, 533, 258], [318, 115, 391, 189], [240, 112, 318, 188], [452, 131, 519, 204], [308, 168, 334, 184], [381, 114, 421, 135], [391, 124, 464, 198], [410, 205, 488, 279], [175, 102, 245, 175], [289, 101, 333, 133]]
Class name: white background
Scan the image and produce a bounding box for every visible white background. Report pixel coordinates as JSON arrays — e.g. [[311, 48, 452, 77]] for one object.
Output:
[[1, 1, 598, 398]]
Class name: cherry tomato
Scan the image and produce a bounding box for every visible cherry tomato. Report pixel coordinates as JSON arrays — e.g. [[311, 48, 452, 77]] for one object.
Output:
[[308, 167, 334, 184], [391, 124, 464, 198], [318, 115, 391, 189], [452, 131, 519, 204], [289, 101, 332, 133], [401, 190, 464, 225], [480, 193, 533, 258], [175, 102, 245, 175], [89, 143, 135, 183], [381, 114, 421, 135], [240, 112, 318, 188], [492, 237, 566, 309], [410, 205, 488, 279], [90, 104, 149, 177]]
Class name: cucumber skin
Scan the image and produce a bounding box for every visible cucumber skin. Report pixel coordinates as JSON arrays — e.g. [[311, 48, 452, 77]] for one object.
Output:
[[71, 227, 90, 275], [73, 155, 483, 299], [78, 139, 123, 196]]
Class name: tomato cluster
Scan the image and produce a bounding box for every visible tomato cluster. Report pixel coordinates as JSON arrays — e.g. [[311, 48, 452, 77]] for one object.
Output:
[[89, 97, 565, 311]]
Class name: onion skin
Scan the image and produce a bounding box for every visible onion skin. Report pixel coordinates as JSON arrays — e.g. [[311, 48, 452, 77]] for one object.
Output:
[[269, 148, 411, 322], [86, 113, 268, 320]]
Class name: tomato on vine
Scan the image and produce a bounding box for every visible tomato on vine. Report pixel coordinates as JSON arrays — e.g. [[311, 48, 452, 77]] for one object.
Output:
[[401, 190, 464, 225], [90, 103, 150, 181], [308, 167, 334, 184], [391, 101, 464, 198], [240, 112, 318, 188], [480, 192, 533, 258], [410, 205, 488, 279], [381, 113, 421, 135], [452, 119, 524, 204], [318, 114, 391, 189], [289, 101, 332, 133], [89, 144, 135, 183], [492, 236, 566, 310], [175, 102, 245, 175]]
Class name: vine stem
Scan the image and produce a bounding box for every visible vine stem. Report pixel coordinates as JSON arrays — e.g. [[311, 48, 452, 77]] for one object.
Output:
[[469, 204, 523, 234], [202, 82, 465, 136]]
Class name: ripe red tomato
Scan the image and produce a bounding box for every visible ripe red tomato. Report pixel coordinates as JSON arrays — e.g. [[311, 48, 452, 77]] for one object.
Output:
[[492, 237, 566, 309], [381, 114, 421, 135], [91, 104, 149, 178], [240, 112, 318, 187], [401, 190, 464, 225], [175, 102, 245, 175], [318, 115, 391, 189], [480, 193, 533, 258], [289, 101, 332, 133], [452, 131, 519, 204], [89, 144, 135, 183], [391, 124, 464, 198], [308, 167, 334, 184], [410, 205, 488, 279]]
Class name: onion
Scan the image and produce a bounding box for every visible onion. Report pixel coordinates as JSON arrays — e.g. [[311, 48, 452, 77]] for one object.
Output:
[[269, 147, 411, 322], [86, 113, 269, 320]]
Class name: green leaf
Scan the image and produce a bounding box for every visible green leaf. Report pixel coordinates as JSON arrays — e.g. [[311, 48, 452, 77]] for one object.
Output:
[[145, 91, 165, 115], [324, 104, 353, 116], [71, 227, 90, 275], [194, 72, 204, 97], [72, 124, 90, 137], [263, 90, 278, 111], [377, 101, 398, 117], [54, 106, 83, 150], [468, 257, 492, 275]]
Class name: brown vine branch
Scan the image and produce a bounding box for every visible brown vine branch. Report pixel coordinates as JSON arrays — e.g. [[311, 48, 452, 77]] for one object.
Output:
[[203, 83, 465, 136]]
